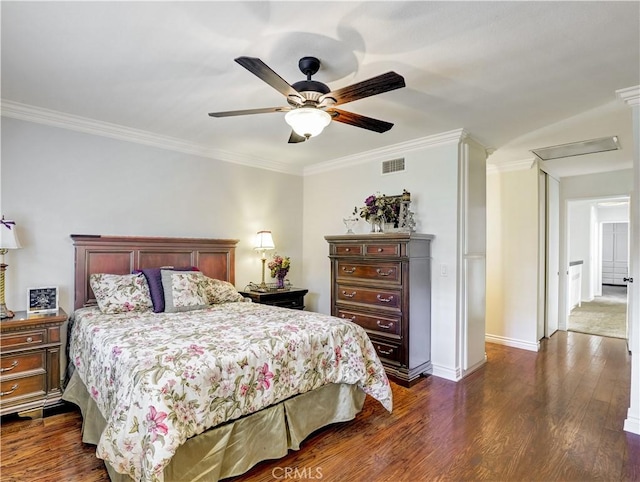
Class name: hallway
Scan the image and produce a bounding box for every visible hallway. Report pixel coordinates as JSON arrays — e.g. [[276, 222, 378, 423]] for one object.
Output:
[[568, 285, 627, 339]]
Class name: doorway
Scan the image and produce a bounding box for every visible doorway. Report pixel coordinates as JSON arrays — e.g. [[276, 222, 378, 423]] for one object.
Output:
[[566, 198, 630, 338]]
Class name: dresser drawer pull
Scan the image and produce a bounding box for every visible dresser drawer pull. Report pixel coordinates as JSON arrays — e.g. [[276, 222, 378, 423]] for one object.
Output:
[[345, 248, 351, 252], [0, 384, 19, 397], [342, 291, 357, 298], [376, 294, 394, 303], [376, 268, 393, 277], [0, 360, 19, 373], [378, 348, 394, 356], [341, 314, 356, 321], [377, 248, 383, 253], [26, 337, 34, 343], [342, 267, 357, 274], [376, 320, 394, 329]]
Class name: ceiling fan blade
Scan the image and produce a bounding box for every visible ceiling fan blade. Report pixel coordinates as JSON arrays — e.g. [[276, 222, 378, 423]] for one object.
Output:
[[235, 57, 303, 103], [329, 108, 394, 133], [208, 106, 291, 118], [321, 71, 405, 106], [288, 130, 307, 144]]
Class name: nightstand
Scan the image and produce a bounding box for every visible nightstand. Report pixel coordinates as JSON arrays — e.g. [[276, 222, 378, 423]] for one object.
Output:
[[0, 308, 67, 418], [240, 288, 309, 310]]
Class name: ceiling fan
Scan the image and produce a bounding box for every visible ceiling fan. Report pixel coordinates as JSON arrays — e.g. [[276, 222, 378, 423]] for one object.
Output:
[[208, 56, 406, 143]]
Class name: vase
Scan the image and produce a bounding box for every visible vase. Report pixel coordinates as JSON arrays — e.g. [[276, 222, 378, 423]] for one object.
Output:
[[276, 274, 286, 289], [369, 216, 384, 233]]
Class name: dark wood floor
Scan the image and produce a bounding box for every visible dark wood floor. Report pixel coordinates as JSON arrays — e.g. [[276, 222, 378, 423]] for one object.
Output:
[[2, 331, 639, 481]]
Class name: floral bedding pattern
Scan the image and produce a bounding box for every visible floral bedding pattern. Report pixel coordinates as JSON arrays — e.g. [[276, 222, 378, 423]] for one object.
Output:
[[69, 303, 392, 482]]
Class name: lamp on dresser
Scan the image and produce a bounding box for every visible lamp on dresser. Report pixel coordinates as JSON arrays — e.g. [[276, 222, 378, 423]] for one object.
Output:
[[254, 230, 275, 289], [0, 216, 22, 319]]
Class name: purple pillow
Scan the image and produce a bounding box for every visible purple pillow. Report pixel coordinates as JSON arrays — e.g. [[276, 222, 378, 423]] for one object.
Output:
[[133, 267, 198, 313]]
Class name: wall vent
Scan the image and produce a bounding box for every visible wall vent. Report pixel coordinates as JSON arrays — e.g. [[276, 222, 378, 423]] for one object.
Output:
[[382, 158, 405, 174]]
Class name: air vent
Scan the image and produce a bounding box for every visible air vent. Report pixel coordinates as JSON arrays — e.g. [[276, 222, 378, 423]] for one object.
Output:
[[382, 158, 405, 174]]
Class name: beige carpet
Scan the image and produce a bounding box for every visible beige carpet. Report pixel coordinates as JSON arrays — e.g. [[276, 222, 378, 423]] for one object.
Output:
[[568, 285, 627, 339]]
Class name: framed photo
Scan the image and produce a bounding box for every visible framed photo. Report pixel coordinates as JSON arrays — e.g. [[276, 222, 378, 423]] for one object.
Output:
[[27, 286, 59, 314]]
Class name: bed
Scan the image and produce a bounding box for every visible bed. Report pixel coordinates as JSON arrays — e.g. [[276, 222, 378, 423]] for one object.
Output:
[[62, 235, 392, 482]]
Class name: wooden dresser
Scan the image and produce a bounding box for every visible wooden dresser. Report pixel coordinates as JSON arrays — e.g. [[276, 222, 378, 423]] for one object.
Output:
[[325, 233, 433, 387], [0, 309, 67, 418]]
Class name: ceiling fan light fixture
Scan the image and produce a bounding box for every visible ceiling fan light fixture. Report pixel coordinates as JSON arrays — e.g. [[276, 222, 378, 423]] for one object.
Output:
[[284, 108, 331, 138]]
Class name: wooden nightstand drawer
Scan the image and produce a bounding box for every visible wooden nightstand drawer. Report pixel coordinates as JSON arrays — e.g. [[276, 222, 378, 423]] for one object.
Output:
[[239, 289, 308, 311], [337, 261, 401, 284], [337, 285, 401, 311], [0, 309, 67, 417], [365, 243, 400, 256], [1, 351, 46, 377], [0, 373, 46, 403], [0, 330, 46, 350], [337, 309, 401, 338]]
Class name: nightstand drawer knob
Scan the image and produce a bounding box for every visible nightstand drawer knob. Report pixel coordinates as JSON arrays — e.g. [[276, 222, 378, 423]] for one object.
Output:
[[0, 360, 18, 373], [26, 337, 33, 343], [0, 384, 19, 397], [345, 248, 350, 252], [377, 248, 383, 252]]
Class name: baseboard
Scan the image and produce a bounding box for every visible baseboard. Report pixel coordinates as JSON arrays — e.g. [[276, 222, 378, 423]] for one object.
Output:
[[485, 334, 539, 352], [624, 410, 640, 435], [431, 364, 462, 381]]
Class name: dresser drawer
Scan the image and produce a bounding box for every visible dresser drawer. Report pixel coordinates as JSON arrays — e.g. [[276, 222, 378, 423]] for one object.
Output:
[[0, 373, 46, 403], [365, 243, 400, 256], [0, 330, 46, 350], [0, 351, 46, 378], [337, 309, 401, 338], [337, 261, 401, 284], [370, 339, 402, 364], [335, 244, 363, 256], [337, 285, 402, 311]]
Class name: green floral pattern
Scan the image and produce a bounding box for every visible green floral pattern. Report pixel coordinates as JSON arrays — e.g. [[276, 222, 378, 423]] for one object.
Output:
[[200, 277, 245, 304], [69, 303, 392, 482]]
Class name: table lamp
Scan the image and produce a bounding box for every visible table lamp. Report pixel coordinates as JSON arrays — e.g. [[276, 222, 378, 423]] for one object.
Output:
[[0, 216, 22, 319], [254, 230, 275, 289]]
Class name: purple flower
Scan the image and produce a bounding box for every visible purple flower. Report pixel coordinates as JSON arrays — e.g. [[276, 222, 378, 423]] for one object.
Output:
[[146, 406, 169, 442]]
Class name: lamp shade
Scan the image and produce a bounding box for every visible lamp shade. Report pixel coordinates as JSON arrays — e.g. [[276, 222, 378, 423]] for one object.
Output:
[[284, 108, 331, 138], [0, 218, 21, 249], [254, 231, 275, 251]]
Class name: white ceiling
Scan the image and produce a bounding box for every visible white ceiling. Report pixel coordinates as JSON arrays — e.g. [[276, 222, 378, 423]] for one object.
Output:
[[2, 1, 639, 176]]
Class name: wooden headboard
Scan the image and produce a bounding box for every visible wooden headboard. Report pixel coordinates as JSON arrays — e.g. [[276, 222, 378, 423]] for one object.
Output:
[[71, 235, 239, 310]]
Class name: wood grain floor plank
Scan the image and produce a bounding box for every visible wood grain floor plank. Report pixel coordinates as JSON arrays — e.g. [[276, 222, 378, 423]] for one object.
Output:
[[1, 331, 638, 482]]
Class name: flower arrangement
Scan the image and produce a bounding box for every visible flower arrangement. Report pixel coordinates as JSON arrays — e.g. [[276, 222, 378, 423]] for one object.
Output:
[[354, 193, 401, 226], [268, 254, 290, 279]]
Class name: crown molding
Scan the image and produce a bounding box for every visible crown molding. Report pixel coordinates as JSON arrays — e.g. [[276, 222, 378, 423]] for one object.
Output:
[[486, 158, 537, 174], [616, 85, 640, 106], [304, 128, 469, 176], [0, 100, 302, 175]]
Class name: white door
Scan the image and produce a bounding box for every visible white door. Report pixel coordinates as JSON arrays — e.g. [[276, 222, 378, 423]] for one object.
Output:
[[546, 176, 560, 336]]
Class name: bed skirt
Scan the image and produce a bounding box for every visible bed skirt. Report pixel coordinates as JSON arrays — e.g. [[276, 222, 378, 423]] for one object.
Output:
[[63, 371, 366, 481]]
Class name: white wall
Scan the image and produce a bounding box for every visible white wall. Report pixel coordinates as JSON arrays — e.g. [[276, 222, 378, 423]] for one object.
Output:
[[567, 202, 593, 301], [1, 117, 305, 313], [302, 139, 463, 377], [485, 166, 540, 351]]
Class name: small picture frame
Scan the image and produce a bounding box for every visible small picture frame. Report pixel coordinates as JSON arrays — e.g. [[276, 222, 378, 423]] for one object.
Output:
[[27, 287, 59, 314]]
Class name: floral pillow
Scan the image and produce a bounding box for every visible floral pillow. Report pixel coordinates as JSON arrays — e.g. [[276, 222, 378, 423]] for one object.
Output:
[[89, 273, 153, 314], [161, 270, 208, 313], [200, 276, 245, 304]]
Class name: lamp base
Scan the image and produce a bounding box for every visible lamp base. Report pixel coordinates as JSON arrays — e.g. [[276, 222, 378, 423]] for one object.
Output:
[[0, 303, 15, 319]]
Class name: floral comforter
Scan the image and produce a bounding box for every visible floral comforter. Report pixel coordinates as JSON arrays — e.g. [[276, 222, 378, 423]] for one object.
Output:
[[69, 302, 392, 482]]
